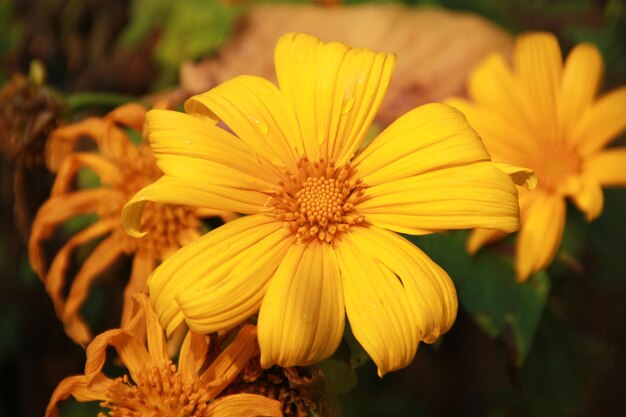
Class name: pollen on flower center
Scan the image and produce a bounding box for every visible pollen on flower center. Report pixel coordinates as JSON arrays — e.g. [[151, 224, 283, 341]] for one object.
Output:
[[532, 143, 581, 191], [101, 360, 212, 417], [269, 157, 367, 243]]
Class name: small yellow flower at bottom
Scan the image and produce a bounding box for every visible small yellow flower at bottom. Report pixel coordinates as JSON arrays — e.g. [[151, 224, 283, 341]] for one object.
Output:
[[45, 293, 282, 417], [122, 32, 531, 376], [447, 32, 626, 281]]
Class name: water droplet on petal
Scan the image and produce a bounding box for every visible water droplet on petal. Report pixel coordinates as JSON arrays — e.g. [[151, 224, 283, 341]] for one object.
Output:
[[296, 53, 307, 64], [249, 115, 269, 135], [342, 95, 355, 114]]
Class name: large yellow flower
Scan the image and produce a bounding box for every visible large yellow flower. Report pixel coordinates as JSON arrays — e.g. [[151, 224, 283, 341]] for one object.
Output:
[[29, 103, 234, 346], [45, 293, 281, 417], [447, 32, 626, 281], [123, 33, 528, 375]]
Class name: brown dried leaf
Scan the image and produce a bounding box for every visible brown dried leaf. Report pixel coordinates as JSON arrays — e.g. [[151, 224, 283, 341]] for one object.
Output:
[[180, 4, 513, 126]]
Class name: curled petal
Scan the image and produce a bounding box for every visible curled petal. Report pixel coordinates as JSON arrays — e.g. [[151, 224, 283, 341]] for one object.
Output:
[[45, 374, 114, 417]]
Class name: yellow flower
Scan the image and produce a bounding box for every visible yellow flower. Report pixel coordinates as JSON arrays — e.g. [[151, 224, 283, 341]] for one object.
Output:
[[447, 32, 626, 281], [45, 293, 282, 417], [123, 33, 528, 375], [29, 103, 235, 346]]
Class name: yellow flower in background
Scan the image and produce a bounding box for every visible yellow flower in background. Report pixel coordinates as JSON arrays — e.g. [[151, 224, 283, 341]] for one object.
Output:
[[448, 32, 626, 281], [45, 293, 281, 417], [29, 103, 235, 346], [123, 33, 529, 375]]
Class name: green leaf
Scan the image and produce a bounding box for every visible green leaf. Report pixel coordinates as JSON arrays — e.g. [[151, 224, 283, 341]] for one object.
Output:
[[407, 231, 550, 365]]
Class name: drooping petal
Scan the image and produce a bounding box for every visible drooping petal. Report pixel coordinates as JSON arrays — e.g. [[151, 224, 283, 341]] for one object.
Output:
[[275, 32, 396, 165], [205, 394, 282, 417], [559, 43, 604, 141], [583, 148, 626, 187], [514, 32, 563, 140], [29, 189, 118, 276], [466, 228, 509, 254], [335, 231, 421, 376], [353, 103, 490, 186], [45, 118, 106, 171], [184, 76, 302, 171], [573, 86, 626, 155], [515, 192, 566, 281], [45, 374, 114, 417], [44, 218, 117, 318], [122, 176, 269, 238], [357, 162, 520, 235], [61, 236, 125, 346], [105, 102, 147, 133], [133, 293, 168, 364], [84, 328, 152, 384], [176, 223, 294, 335], [178, 330, 209, 384], [200, 325, 259, 397], [346, 227, 457, 343], [120, 250, 157, 328], [50, 152, 123, 196], [258, 240, 344, 368], [491, 162, 537, 190], [147, 214, 288, 335]]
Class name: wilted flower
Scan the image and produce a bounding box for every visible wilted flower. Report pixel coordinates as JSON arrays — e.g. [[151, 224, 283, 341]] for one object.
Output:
[[123, 33, 530, 375], [448, 32, 626, 281], [45, 293, 282, 417], [29, 103, 235, 346]]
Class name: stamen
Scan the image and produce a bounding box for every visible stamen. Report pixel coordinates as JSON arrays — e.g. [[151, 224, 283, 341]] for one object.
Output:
[[269, 156, 367, 243]]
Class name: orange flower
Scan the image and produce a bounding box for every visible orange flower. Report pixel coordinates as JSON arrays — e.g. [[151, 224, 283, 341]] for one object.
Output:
[[29, 103, 235, 346], [45, 293, 282, 417]]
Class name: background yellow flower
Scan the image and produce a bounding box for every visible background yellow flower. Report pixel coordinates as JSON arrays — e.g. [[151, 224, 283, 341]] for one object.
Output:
[[29, 103, 235, 346], [448, 32, 626, 281]]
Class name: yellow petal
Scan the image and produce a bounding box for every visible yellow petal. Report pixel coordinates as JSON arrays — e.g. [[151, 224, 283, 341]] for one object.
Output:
[[200, 325, 259, 397], [467, 53, 538, 140], [147, 109, 282, 186], [147, 214, 288, 335], [357, 162, 520, 235], [62, 236, 125, 346], [105, 102, 147, 132], [275, 32, 396, 165], [133, 293, 168, 365], [84, 328, 152, 384], [466, 228, 509, 254], [445, 97, 535, 165], [41, 218, 116, 319], [122, 176, 268, 238], [45, 374, 113, 417], [559, 43, 604, 141], [583, 148, 626, 187], [206, 394, 282, 417], [346, 227, 457, 344], [514, 32, 562, 140], [335, 231, 422, 376], [258, 240, 344, 368], [184, 76, 301, 171], [515, 192, 566, 281], [353, 103, 490, 186], [573, 87, 626, 155], [120, 251, 157, 328], [178, 330, 209, 384], [562, 175, 604, 222], [176, 223, 294, 335], [29, 189, 118, 276]]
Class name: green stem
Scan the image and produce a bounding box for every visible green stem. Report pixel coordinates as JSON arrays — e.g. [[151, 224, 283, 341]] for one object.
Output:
[[67, 92, 142, 111]]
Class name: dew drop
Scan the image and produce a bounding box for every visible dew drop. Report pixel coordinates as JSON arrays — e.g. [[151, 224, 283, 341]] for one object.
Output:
[[249, 115, 269, 135], [296, 53, 307, 64], [342, 95, 355, 114]]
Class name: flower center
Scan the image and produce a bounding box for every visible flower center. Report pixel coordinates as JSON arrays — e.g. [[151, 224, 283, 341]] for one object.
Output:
[[532, 143, 581, 192], [101, 360, 212, 417], [269, 157, 366, 243]]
